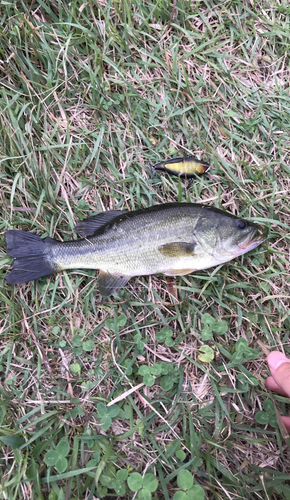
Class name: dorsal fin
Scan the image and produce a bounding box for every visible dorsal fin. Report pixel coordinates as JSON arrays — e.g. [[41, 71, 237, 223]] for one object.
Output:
[[74, 210, 127, 238]]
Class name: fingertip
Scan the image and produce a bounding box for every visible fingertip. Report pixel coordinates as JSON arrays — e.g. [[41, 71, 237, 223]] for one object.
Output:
[[267, 351, 290, 371]]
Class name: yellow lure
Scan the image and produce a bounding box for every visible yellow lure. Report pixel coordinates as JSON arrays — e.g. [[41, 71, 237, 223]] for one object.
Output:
[[151, 156, 210, 178]]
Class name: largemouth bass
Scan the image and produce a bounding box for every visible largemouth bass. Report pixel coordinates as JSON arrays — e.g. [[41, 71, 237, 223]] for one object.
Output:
[[151, 156, 210, 178], [5, 203, 267, 297]]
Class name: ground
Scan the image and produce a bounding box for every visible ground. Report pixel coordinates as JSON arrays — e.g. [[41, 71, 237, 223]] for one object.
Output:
[[0, 1, 289, 499]]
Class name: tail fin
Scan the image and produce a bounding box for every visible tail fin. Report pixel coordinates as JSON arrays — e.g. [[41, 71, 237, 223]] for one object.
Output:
[[5, 230, 56, 285]]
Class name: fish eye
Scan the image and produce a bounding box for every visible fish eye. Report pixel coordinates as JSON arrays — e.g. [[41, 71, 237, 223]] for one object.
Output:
[[236, 220, 246, 230]]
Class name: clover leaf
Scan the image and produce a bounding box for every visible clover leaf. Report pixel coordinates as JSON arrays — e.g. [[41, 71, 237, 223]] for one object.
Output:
[[69, 362, 81, 376], [106, 314, 127, 331], [134, 333, 145, 352], [44, 439, 70, 473], [100, 466, 128, 496], [156, 327, 174, 347], [127, 472, 158, 499], [255, 399, 277, 427], [97, 403, 119, 430], [82, 339, 95, 352], [177, 470, 193, 490], [232, 338, 260, 365], [167, 439, 186, 462], [128, 472, 143, 492], [138, 362, 180, 390], [201, 314, 228, 340], [173, 470, 205, 500], [201, 313, 216, 327], [236, 373, 259, 392], [155, 362, 179, 390], [198, 345, 215, 363], [138, 365, 155, 386]]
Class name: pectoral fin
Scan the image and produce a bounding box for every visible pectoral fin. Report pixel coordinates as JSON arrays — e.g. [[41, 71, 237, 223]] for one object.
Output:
[[75, 210, 127, 237], [98, 271, 131, 297], [158, 242, 196, 258]]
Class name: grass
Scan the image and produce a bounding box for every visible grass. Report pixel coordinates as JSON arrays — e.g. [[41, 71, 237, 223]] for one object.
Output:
[[0, 0, 290, 498]]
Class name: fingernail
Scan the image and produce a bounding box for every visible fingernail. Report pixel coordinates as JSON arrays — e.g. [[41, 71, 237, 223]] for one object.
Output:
[[267, 351, 290, 371]]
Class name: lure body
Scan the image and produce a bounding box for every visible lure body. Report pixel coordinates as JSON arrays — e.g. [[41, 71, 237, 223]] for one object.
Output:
[[151, 156, 210, 178]]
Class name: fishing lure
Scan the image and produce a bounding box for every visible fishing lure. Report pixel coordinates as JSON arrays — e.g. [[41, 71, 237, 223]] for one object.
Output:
[[150, 156, 210, 178]]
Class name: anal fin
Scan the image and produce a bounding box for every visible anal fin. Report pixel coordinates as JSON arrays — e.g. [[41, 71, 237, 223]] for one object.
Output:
[[98, 271, 131, 297]]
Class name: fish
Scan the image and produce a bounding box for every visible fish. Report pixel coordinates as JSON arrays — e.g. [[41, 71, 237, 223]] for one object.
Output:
[[5, 203, 267, 297], [150, 156, 210, 178]]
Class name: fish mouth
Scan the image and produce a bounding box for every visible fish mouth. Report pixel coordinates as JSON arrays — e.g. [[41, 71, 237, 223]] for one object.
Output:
[[238, 225, 268, 251]]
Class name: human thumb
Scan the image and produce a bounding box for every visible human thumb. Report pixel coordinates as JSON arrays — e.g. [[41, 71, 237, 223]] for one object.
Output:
[[267, 351, 290, 398]]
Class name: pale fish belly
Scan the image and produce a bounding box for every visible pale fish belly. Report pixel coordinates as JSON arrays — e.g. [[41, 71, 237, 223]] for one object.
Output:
[[95, 245, 221, 277], [50, 233, 223, 278]]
